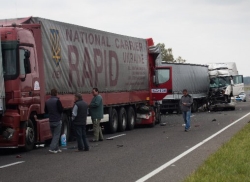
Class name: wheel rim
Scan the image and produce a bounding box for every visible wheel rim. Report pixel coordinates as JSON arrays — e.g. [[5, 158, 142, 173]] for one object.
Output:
[[122, 115, 126, 128], [130, 114, 135, 126], [113, 114, 118, 130], [26, 127, 34, 144]]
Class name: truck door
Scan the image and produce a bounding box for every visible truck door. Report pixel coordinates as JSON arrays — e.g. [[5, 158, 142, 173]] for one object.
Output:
[[232, 75, 244, 96], [0, 37, 5, 114], [152, 68, 172, 101]]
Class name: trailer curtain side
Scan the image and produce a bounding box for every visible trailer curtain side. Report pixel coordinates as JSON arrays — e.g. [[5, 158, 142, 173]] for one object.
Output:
[[30, 17, 150, 94], [167, 63, 209, 95]]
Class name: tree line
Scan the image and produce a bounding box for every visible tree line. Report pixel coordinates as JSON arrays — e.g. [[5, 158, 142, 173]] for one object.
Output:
[[157, 43, 186, 63], [244, 77, 250, 85]]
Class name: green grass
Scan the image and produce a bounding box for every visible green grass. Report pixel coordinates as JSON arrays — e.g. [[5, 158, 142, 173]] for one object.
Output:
[[244, 86, 250, 91], [184, 123, 250, 182]]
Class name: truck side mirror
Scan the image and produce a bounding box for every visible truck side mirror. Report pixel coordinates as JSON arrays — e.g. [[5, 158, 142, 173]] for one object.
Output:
[[154, 70, 159, 85], [24, 50, 30, 58], [24, 50, 31, 74]]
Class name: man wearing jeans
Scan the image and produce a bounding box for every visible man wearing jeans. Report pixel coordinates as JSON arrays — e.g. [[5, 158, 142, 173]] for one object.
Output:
[[72, 93, 89, 151], [89, 88, 104, 142], [180, 89, 193, 132], [45, 89, 63, 153]]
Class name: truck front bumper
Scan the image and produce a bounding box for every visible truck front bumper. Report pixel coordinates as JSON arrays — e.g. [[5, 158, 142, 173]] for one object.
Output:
[[0, 111, 21, 148]]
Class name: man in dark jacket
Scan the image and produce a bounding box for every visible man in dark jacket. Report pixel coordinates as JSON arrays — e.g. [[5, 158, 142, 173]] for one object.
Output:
[[89, 88, 104, 142], [180, 89, 193, 132], [72, 93, 89, 151], [45, 88, 63, 153]]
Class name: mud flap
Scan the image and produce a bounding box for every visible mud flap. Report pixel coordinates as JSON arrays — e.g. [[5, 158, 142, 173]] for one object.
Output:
[[34, 116, 52, 142]]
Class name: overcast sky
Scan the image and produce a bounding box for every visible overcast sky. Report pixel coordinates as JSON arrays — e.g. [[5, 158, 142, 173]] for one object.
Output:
[[1, 0, 250, 76]]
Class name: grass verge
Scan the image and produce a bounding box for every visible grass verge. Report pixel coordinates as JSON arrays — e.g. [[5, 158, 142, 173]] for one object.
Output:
[[184, 122, 250, 182]]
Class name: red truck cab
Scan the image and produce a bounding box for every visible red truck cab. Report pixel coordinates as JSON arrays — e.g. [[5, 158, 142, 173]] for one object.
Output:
[[0, 22, 46, 150]]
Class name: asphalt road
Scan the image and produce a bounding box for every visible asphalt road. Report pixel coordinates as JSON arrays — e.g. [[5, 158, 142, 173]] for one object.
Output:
[[1, 97, 250, 182]]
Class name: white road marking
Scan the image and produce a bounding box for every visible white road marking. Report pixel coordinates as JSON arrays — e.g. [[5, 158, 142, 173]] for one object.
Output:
[[191, 115, 195, 117], [106, 134, 126, 140], [136, 112, 250, 182], [0, 161, 25, 169]]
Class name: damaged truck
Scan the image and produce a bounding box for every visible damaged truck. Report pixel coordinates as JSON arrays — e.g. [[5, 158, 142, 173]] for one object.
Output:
[[153, 60, 244, 114], [207, 62, 244, 111]]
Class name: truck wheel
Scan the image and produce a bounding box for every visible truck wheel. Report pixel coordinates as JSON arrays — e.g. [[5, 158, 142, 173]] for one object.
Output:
[[24, 119, 35, 151], [155, 107, 161, 124], [61, 113, 70, 142], [168, 110, 174, 114], [118, 107, 127, 132], [225, 95, 231, 103], [126, 107, 135, 130], [160, 109, 167, 115], [177, 105, 182, 114], [106, 108, 118, 133]]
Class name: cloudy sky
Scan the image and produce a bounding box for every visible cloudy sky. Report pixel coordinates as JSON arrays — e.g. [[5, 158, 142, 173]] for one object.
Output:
[[1, 0, 250, 76]]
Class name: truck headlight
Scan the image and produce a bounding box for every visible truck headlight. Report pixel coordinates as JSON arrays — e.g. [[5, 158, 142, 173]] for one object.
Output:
[[2, 128, 15, 140]]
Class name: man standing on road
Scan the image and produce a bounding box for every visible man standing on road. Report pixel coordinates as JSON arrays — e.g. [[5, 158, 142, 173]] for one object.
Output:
[[45, 89, 63, 153], [180, 89, 193, 132], [89, 88, 104, 142], [72, 93, 89, 151]]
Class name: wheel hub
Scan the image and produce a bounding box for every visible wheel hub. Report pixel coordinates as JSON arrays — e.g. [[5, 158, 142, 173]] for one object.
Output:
[[26, 127, 34, 144]]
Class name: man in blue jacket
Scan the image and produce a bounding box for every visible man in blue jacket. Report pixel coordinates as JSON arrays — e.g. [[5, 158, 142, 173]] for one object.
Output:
[[89, 88, 104, 142], [180, 89, 193, 132], [45, 89, 63, 153]]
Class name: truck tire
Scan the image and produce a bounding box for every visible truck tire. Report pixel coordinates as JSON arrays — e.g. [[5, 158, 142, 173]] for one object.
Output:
[[177, 105, 182, 114], [126, 107, 135, 130], [118, 107, 127, 132], [24, 119, 35, 151], [61, 113, 70, 142], [106, 108, 118, 134], [167, 110, 174, 114], [225, 95, 231, 103], [160, 109, 167, 115], [155, 106, 161, 124]]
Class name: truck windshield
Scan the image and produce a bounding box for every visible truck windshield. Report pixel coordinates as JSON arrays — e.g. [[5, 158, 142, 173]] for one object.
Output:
[[210, 77, 230, 88], [1, 41, 18, 80], [156, 69, 170, 84]]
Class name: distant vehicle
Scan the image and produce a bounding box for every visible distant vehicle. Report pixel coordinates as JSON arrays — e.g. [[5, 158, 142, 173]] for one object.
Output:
[[235, 92, 246, 102]]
